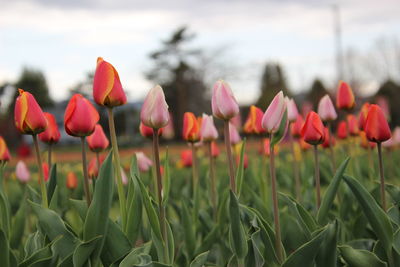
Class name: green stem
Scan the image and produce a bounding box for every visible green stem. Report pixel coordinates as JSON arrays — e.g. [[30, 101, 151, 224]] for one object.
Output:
[[327, 122, 336, 173], [80, 137, 91, 206], [377, 143, 387, 212], [191, 143, 199, 223], [48, 143, 52, 168], [32, 134, 48, 208], [207, 142, 217, 221], [95, 152, 101, 179], [314, 145, 321, 209], [224, 120, 236, 193], [289, 133, 301, 202]]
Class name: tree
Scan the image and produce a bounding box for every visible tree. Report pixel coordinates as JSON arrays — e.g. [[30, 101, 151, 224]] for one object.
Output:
[[256, 63, 290, 110], [307, 79, 329, 109], [68, 72, 94, 98]]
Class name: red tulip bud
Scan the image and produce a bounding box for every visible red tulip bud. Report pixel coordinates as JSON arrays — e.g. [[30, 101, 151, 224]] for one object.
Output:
[[336, 81, 355, 110], [347, 114, 359, 136], [301, 111, 325, 145], [337, 121, 348, 139], [66, 171, 78, 189], [0, 136, 11, 162], [39, 113, 61, 144], [87, 124, 109, 152], [243, 105, 265, 134], [364, 104, 391, 143]]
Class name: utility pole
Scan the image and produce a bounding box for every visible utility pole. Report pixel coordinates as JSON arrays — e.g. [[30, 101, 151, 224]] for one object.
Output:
[[333, 4, 344, 82]]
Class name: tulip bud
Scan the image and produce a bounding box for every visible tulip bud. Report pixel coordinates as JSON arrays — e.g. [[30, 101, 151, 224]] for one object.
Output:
[[211, 80, 239, 120], [88, 155, 105, 179], [42, 162, 49, 182], [161, 114, 175, 140], [139, 122, 162, 139], [14, 89, 47, 135], [87, 124, 109, 152], [392, 127, 400, 146], [230, 114, 242, 130], [300, 137, 312, 151], [200, 114, 218, 142], [358, 102, 370, 131], [64, 94, 99, 137], [337, 121, 348, 139], [182, 112, 200, 142], [291, 115, 304, 138], [229, 122, 241, 145], [211, 141, 220, 158], [236, 153, 248, 169], [318, 94, 337, 122], [180, 149, 193, 168], [360, 131, 376, 149], [38, 113, 61, 144], [135, 152, 153, 172], [336, 81, 355, 110], [93, 57, 127, 107], [259, 138, 279, 157], [243, 105, 264, 134], [0, 136, 11, 162], [141, 85, 169, 129], [364, 104, 391, 143], [301, 111, 325, 145], [66, 171, 78, 189], [382, 137, 395, 149], [16, 161, 30, 183], [262, 91, 287, 133], [321, 127, 335, 148], [286, 97, 299, 122], [347, 115, 359, 136]]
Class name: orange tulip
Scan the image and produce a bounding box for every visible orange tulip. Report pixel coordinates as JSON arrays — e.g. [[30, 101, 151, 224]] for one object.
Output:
[[291, 114, 304, 138], [337, 121, 348, 139], [66, 171, 78, 189], [93, 57, 127, 107], [14, 89, 47, 135], [0, 136, 11, 162], [39, 112, 61, 144], [64, 94, 99, 137], [182, 112, 200, 142], [260, 138, 279, 156], [87, 124, 109, 152], [243, 105, 265, 134], [358, 102, 370, 131], [364, 104, 391, 143], [301, 111, 325, 145], [336, 81, 355, 110], [347, 114, 359, 136]]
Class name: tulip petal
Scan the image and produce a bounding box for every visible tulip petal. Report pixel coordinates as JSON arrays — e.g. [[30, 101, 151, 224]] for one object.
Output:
[[93, 58, 115, 105]]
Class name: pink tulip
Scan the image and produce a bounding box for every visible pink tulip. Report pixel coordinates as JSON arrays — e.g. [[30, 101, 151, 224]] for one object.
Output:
[[200, 114, 218, 142], [262, 91, 287, 133], [286, 97, 299, 122], [135, 152, 153, 172], [121, 167, 128, 185], [211, 80, 239, 120], [162, 113, 175, 140], [140, 85, 169, 129], [392, 127, 400, 146], [318, 94, 337, 122], [16, 160, 30, 183], [382, 137, 395, 149], [229, 122, 241, 145], [230, 114, 242, 130]]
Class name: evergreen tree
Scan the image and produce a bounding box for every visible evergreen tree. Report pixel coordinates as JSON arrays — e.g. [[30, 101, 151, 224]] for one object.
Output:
[[307, 79, 328, 109]]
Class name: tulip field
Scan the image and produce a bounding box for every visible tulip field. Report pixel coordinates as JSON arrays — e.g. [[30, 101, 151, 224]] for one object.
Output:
[[1, 58, 400, 267]]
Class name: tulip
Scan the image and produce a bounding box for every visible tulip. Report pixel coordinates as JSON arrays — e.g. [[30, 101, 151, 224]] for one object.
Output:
[[358, 102, 370, 131], [392, 127, 400, 146], [229, 122, 241, 145], [347, 115, 359, 136], [88, 155, 105, 179], [243, 105, 264, 134], [66, 172, 78, 190], [14, 89, 47, 135], [230, 114, 242, 130], [16, 161, 30, 183], [209, 141, 219, 220], [140, 122, 162, 139], [87, 124, 109, 152], [291, 115, 304, 138], [300, 137, 312, 151], [336, 81, 355, 110], [180, 149, 193, 168], [182, 112, 200, 142], [318, 94, 337, 122], [301, 112, 325, 145], [211, 80, 239, 120], [262, 91, 286, 133], [135, 152, 153, 172], [161, 113, 175, 140], [321, 127, 335, 149], [376, 97, 390, 120], [259, 138, 280, 157], [337, 121, 348, 139], [382, 138, 395, 149], [200, 114, 218, 142], [140, 85, 169, 129], [93, 57, 127, 107], [0, 136, 11, 163], [42, 162, 49, 182], [360, 131, 376, 150], [236, 153, 248, 169], [39, 112, 61, 167], [286, 97, 299, 122], [14, 89, 48, 207], [211, 141, 220, 157]]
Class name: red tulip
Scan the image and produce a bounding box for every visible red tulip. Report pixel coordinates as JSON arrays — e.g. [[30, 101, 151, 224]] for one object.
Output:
[[211, 141, 220, 158], [336, 81, 355, 110], [243, 105, 265, 134], [259, 138, 279, 157], [88, 155, 105, 179], [93, 57, 127, 107], [87, 124, 109, 152], [139, 122, 162, 138], [39, 112, 60, 144], [358, 102, 370, 131], [64, 94, 99, 137], [347, 114, 359, 136], [360, 131, 376, 149], [236, 153, 248, 169], [42, 162, 49, 182], [337, 121, 348, 139], [211, 80, 239, 120], [301, 111, 325, 145], [0, 136, 11, 162], [180, 149, 193, 167], [182, 112, 200, 142], [66, 171, 78, 189], [291, 114, 304, 138], [364, 104, 391, 143], [322, 127, 335, 148], [14, 89, 47, 135]]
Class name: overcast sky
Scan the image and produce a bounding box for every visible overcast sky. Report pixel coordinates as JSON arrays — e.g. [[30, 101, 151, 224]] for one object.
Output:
[[0, 0, 399, 105]]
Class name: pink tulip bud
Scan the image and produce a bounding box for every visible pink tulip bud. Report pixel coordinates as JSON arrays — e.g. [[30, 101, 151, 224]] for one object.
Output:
[[382, 137, 395, 149], [200, 114, 218, 142], [285, 97, 299, 122], [140, 85, 169, 129], [162, 113, 175, 140], [318, 94, 337, 122], [135, 152, 153, 172], [262, 91, 287, 133], [392, 127, 400, 146], [229, 122, 241, 145], [16, 160, 30, 183], [211, 80, 239, 120]]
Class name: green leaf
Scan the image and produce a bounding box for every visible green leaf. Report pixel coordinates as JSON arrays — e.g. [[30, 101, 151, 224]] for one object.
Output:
[[315, 221, 338, 267], [24, 231, 45, 257], [0, 182, 10, 238], [73, 236, 102, 267], [189, 251, 209, 267], [162, 148, 171, 207], [0, 229, 10, 267], [119, 247, 152, 267], [343, 174, 393, 255], [317, 158, 350, 224], [27, 185, 41, 204], [10, 196, 26, 249], [181, 201, 196, 259], [246, 217, 265, 267], [166, 220, 174, 264], [236, 138, 246, 197], [69, 199, 87, 221], [46, 164, 57, 204], [271, 109, 288, 146], [339, 245, 387, 267], [49, 186, 59, 211], [19, 236, 60, 267], [229, 190, 248, 260]]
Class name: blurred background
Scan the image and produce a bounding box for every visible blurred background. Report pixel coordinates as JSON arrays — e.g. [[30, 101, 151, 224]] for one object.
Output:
[[1, 0, 399, 151]]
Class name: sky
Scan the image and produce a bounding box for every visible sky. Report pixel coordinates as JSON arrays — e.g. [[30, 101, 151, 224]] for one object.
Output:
[[0, 0, 399, 105]]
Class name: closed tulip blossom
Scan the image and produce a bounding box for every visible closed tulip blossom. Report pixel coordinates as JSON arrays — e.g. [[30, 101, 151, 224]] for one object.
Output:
[[88, 155, 105, 179], [39, 112, 61, 167], [42, 162, 49, 182], [211, 141, 220, 158], [262, 91, 287, 133], [161, 114, 175, 140], [200, 114, 218, 142], [360, 131, 376, 149], [66, 172, 78, 190], [243, 105, 264, 134], [347, 115, 359, 136], [337, 121, 348, 140], [16, 161, 30, 183], [182, 112, 200, 142], [211, 80, 239, 121], [236, 153, 248, 169], [229, 123, 241, 145], [336, 81, 355, 110], [141, 85, 169, 129], [286, 97, 299, 123], [321, 127, 335, 149], [135, 152, 153, 172], [180, 150, 193, 168], [140, 122, 162, 139], [0, 136, 11, 163], [358, 103, 370, 131], [392, 127, 400, 146], [87, 124, 109, 152], [93, 57, 127, 107], [291, 115, 304, 138], [318, 94, 337, 122]]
